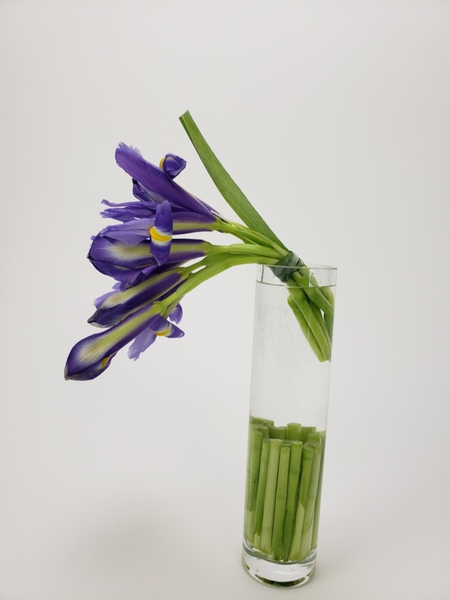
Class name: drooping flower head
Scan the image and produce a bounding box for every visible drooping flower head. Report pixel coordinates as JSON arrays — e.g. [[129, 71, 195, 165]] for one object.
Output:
[[65, 146, 225, 380], [65, 112, 335, 381]]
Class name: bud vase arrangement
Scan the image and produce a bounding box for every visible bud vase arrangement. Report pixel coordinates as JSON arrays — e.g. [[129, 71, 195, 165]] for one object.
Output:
[[65, 112, 337, 588], [242, 264, 336, 586]]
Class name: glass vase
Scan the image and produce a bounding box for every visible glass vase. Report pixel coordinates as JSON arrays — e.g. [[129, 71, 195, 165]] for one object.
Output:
[[242, 264, 337, 587]]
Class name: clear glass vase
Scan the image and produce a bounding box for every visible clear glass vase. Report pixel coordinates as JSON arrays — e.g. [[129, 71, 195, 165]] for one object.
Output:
[[242, 264, 337, 587]]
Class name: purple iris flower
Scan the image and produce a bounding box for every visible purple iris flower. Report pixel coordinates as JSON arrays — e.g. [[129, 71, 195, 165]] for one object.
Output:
[[88, 236, 209, 283], [115, 144, 220, 217], [65, 144, 226, 381], [65, 303, 165, 380], [89, 269, 185, 328], [99, 150, 219, 262]]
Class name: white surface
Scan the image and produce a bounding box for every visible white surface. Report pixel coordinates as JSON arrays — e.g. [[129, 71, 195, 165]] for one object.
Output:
[[1, 1, 450, 598]]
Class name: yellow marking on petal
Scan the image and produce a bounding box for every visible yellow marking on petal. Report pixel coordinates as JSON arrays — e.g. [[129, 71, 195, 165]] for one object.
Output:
[[101, 356, 111, 369], [155, 325, 171, 337], [159, 157, 165, 169], [149, 225, 171, 243]]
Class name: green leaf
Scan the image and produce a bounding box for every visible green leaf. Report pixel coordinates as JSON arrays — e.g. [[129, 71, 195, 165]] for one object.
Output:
[[179, 111, 287, 250]]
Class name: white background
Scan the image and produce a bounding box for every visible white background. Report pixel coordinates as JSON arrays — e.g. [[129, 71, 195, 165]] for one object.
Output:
[[1, 1, 449, 599]]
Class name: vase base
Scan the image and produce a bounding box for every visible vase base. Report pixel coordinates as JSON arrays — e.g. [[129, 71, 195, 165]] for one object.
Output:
[[242, 538, 317, 587]]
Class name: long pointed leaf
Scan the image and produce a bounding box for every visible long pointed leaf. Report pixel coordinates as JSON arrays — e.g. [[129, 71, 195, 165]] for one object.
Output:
[[179, 111, 286, 250]]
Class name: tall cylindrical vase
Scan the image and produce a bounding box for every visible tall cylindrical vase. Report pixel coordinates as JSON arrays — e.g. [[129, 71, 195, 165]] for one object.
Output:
[[242, 264, 337, 587]]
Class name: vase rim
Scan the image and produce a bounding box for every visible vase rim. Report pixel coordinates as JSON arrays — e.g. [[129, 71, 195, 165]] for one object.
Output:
[[257, 264, 337, 287]]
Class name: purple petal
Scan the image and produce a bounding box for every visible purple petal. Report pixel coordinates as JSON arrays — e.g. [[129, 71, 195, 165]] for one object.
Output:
[[115, 143, 214, 216], [89, 236, 156, 269], [168, 304, 183, 324], [63, 353, 118, 381], [100, 218, 155, 246], [128, 328, 157, 360], [88, 259, 151, 284], [127, 314, 184, 361], [93, 289, 116, 309], [88, 236, 157, 283], [101, 199, 158, 222], [89, 270, 184, 327], [161, 154, 186, 179], [151, 316, 184, 339], [65, 304, 161, 380], [89, 235, 207, 282], [132, 179, 161, 204], [89, 236, 208, 269]]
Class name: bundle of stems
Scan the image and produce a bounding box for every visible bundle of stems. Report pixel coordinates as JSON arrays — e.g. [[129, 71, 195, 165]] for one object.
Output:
[[244, 416, 325, 562], [180, 112, 335, 362]]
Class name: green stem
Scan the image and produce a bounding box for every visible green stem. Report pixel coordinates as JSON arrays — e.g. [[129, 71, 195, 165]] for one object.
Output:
[[250, 416, 274, 427], [212, 243, 282, 259], [260, 439, 282, 555], [180, 254, 279, 295], [301, 427, 316, 444], [291, 265, 335, 305], [287, 285, 331, 361], [218, 220, 287, 256], [311, 302, 332, 354], [268, 425, 286, 440], [272, 444, 291, 561], [299, 441, 323, 560], [311, 434, 326, 549], [162, 253, 280, 315], [324, 311, 334, 342], [245, 425, 263, 543], [217, 224, 336, 338], [253, 423, 269, 438], [289, 444, 314, 561], [286, 423, 303, 441], [299, 266, 335, 307], [287, 295, 325, 362], [281, 440, 303, 561], [289, 268, 335, 357], [253, 438, 271, 543]]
